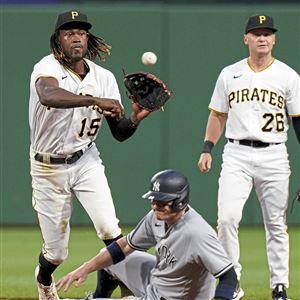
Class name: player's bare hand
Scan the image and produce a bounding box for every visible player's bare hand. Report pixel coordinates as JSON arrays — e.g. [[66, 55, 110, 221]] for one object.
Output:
[[56, 264, 88, 292], [198, 153, 212, 173], [131, 102, 151, 122], [96, 98, 124, 119]]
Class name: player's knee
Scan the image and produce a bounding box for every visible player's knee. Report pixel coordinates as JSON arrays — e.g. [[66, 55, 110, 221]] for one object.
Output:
[[217, 216, 240, 229], [265, 218, 288, 233], [43, 247, 68, 264], [96, 223, 122, 241]]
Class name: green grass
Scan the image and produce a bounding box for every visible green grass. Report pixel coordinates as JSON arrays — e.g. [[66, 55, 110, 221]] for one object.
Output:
[[0, 226, 299, 300]]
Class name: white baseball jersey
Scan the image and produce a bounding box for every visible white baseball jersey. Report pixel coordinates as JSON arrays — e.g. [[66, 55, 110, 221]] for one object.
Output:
[[211, 58, 298, 288], [209, 58, 300, 143], [29, 54, 121, 155], [29, 54, 122, 261], [125, 206, 233, 300]]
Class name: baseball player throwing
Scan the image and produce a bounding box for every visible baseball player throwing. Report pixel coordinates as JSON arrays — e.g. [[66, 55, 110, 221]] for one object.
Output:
[[198, 15, 300, 300], [30, 10, 152, 300], [57, 169, 238, 300]]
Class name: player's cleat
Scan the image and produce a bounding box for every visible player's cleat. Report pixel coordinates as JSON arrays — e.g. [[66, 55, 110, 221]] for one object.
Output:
[[233, 282, 245, 299], [35, 266, 60, 300], [272, 284, 290, 300], [83, 292, 94, 300]]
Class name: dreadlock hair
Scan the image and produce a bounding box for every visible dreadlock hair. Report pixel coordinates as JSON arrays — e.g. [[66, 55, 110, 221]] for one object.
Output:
[[50, 30, 112, 67]]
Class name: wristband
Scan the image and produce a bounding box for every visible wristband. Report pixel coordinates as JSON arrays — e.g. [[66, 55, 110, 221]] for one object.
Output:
[[106, 241, 126, 264], [202, 140, 214, 154]]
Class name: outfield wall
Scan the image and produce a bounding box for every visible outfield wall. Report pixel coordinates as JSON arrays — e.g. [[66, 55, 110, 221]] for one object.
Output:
[[1, 2, 299, 225]]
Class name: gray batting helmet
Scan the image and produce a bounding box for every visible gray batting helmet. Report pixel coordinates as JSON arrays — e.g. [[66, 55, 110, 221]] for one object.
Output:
[[143, 169, 189, 212]]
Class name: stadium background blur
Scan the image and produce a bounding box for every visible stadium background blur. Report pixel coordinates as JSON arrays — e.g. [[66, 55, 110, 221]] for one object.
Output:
[[0, 0, 299, 227]]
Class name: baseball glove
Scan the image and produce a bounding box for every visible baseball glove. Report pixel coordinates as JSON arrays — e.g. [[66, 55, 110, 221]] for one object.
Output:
[[123, 72, 173, 111]]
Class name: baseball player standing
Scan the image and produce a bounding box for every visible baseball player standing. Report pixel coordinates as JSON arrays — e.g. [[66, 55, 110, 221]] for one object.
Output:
[[29, 10, 152, 300], [56, 169, 238, 300], [198, 15, 300, 300]]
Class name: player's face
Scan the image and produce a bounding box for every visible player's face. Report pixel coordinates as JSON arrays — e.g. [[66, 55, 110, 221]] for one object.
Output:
[[151, 200, 181, 225], [244, 28, 275, 56], [58, 28, 89, 62]]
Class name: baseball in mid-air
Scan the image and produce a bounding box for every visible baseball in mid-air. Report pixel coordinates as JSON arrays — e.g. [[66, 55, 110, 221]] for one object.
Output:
[[141, 52, 157, 65]]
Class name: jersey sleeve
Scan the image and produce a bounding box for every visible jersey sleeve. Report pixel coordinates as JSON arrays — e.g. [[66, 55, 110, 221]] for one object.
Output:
[[209, 69, 229, 113], [127, 212, 157, 251], [31, 55, 61, 84], [102, 70, 122, 104], [286, 70, 300, 117], [192, 230, 233, 278]]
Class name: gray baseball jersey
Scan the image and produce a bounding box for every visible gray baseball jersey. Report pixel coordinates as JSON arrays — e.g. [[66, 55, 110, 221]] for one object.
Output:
[[126, 206, 233, 300]]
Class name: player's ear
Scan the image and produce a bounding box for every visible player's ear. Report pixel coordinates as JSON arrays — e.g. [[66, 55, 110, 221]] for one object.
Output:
[[243, 34, 249, 45]]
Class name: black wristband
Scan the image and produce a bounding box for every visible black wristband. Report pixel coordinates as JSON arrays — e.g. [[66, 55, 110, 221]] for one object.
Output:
[[202, 140, 214, 154], [106, 241, 126, 264]]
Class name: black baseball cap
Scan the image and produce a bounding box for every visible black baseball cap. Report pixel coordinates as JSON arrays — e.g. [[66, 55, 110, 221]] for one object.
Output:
[[55, 10, 92, 31], [245, 15, 277, 34]]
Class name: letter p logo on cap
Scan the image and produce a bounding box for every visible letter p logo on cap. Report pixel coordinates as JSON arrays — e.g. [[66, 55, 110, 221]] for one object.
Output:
[[71, 11, 78, 19], [259, 15, 266, 24]]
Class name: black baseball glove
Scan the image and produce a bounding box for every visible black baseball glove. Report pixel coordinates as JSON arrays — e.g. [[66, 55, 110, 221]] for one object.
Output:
[[123, 72, 173, 111]]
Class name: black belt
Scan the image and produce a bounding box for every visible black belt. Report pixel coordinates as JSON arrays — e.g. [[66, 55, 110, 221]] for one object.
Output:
[[228, 138, 280, 148], [34, 142, 92, 165], [160, 298, 167, 300]]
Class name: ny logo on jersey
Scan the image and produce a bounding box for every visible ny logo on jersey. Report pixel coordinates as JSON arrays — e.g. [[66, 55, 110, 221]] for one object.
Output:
[[158, 245, 177, 267], [153, 180, 160, 191]]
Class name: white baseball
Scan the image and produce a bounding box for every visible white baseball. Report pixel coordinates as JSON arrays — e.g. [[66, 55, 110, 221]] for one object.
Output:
[[141, 52, 157, 65]]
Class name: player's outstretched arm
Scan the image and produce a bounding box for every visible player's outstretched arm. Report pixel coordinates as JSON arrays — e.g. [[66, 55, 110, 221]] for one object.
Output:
[[56, 247, 113, 292], [198, 110, 227, 173], [105, 102, 152, 142], [56, 237, 133, 292], [35, 77, 124, 119]]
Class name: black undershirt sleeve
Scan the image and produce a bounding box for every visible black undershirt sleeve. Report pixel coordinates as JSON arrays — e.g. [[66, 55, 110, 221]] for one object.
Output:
[[105, 116, 138, 142], [214, 266, 237, 300], [292, 116, 300, 144]]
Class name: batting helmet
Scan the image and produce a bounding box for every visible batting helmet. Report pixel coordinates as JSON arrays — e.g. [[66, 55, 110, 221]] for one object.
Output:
[[142, 169, 189, 212]]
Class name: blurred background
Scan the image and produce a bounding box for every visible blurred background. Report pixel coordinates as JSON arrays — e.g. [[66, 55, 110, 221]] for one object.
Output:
[[0, 0, 299, 227]]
